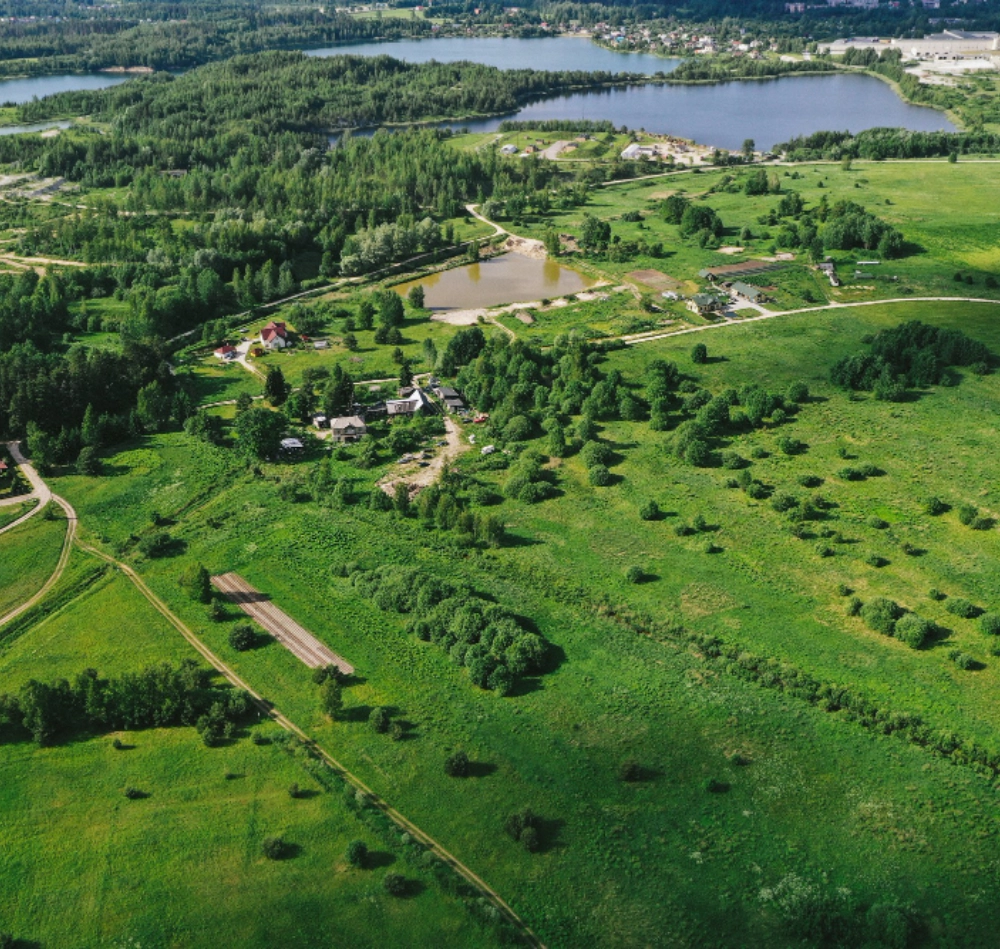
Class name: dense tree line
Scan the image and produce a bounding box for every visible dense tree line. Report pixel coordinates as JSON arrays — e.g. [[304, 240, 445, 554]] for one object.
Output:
[[349, 565, 549, 694], [669, 54, 836, 83], [776, 127, 1000, 162], [17, 52, 643, 132], [0, 660, 253, 746], [831, 320, 992, 399], [0, 1, 431, 75]]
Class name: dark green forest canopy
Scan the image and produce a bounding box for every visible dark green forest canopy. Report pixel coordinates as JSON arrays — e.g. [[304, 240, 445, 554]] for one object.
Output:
[[16, 52, 643, 133]]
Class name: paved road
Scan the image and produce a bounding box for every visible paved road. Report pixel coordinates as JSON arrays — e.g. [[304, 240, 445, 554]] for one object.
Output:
[[0, 441, 76, 627]]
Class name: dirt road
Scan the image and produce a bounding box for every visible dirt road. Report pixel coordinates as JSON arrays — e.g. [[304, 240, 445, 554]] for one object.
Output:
[[380, 415, 468, 496], [0, 441, 76, 628]]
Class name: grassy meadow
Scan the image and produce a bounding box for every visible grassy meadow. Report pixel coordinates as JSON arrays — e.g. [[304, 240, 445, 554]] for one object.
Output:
[[0, 509, 66, 617], [0, 558, 501, 949], [33, 298, 1000, 946]]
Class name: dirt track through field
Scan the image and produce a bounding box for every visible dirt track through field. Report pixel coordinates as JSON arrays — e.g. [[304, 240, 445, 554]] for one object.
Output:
[[211, 572, 354, 673]]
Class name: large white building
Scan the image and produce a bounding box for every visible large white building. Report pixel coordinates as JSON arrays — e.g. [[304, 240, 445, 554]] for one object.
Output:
[[824, 30, 999, 60]]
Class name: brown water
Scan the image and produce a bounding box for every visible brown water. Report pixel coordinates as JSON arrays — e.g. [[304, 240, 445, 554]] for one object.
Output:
[[396, 254, 594, 310]]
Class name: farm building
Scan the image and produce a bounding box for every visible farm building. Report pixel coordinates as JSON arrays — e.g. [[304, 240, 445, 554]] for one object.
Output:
[[432, 385, 465, 413], [687, 293, 724, 315], [387, 388, 433, 416], [260, 320, 288, 350], [730, 281, 767, 304], [330, 416, 368, 443]]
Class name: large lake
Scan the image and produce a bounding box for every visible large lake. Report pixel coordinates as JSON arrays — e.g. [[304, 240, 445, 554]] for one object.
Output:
[[395, 254, 594, 310], [313, 36, 955, 149]]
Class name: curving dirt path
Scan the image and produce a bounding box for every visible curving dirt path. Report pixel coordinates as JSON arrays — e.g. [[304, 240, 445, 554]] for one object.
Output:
[[0, 442, 76, 628]]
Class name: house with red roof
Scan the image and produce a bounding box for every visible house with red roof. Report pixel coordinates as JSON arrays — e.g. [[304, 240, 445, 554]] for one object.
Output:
[[214, 344, 238, 360], [259, 320, 288, 350]]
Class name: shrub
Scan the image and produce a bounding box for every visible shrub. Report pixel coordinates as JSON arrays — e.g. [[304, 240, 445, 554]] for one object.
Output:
[[776, 436, 804, 455], [619, 760, 644, 782], [625, 565, 644, 584], [895, 613, 933, 649], [383, 872, 408, 896], [860, 597, 902, 635], [288, 782, 301, 799], [847, 596, 863, 616], [228, 624, 255, 652], [957, 503, 978, 526], [720, 450, 745, 470], [123, 785, 144, 800], [928, 588, 946, 601], [979, 613, 1000, 636], [783, 380, 808, 403], [674, 523, 694, 537], [138, 532, 173, 558], [859, 463, 882, 477], [262, 836, 288, 860], [816, 545, 834, 558], [837, 584, 852, 596], [369, 706, 390, 734], [588, 464, 612, 486], [445, 750, 470, 777], [971, 516, 993, 531], [864, 553, 887, 568], [798, 474, 822, 488], [705, 778, 728, 793], [581, 441, 613, 468], [505, 808, 542, 851], [924, 497, 947, 516], [692, 514, 708, 532], [750, 446, 769, 459], [346, 840, 368, 868], [639, 499, 661, 521], [771, 493, 798, 513], [867, 516, 888, 530], [691, 342, 708, 364], [838, 467, 863, 481], [946, 598, 979, 619], [388, 722, 405, 741], [950, 651, 977, 670]]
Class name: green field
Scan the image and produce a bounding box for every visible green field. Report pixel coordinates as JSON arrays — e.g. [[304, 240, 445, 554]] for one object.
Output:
[[0, 510, 65, 617], [36, 298, 1000, 946], [0, 562, 502, 948]]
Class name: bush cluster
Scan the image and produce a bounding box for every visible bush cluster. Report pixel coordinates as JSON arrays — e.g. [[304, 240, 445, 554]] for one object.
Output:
[[350, 566, 548, 694]]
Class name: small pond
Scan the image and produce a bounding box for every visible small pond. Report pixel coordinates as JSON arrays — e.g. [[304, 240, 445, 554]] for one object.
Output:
[[395, 254, 595, 311]]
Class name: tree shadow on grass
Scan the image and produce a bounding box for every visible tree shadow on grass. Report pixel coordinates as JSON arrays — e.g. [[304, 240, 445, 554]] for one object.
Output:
[[502, 531, 545, 548], [343, 704, 373, 724], [506, 677, 544, 698], [367, 850, 397, 870], [292, 788, 322, 800], [534, 816, 567, 854], [466, 760, 498, 778]]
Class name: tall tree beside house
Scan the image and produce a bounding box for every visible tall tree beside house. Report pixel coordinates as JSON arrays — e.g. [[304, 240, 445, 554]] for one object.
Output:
[[323, 365, 355, 418], [264, 366, 289, 407], [234, 407, 286, 460]]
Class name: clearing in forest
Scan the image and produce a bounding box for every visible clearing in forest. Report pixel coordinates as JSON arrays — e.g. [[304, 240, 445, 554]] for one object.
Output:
[[211, 572, 354, 673]]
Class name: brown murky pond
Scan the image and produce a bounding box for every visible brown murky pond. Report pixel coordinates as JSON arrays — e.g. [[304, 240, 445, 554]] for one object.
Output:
[[395, 254, 595, 311]]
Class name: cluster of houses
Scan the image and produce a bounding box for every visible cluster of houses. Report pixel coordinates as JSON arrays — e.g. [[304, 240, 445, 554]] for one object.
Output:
[[683, 280, 770, 316], [213, 320, 291, 362], [311, 382, 468, 443]]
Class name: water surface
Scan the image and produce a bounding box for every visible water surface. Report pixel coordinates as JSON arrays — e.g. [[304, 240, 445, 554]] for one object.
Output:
[[395, 254, 594, 310], [0, 73, 128, 105], [306, 36, 679, 74]]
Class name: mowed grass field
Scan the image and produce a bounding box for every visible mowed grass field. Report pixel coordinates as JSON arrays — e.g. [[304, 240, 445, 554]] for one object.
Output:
[[0, 564, 498, 949], [490, 158, 1000, 309], [0, 509, 66, 617], [45, 298, 1000, 945]]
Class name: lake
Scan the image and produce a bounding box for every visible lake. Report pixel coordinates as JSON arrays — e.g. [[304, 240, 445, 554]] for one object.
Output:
[[313, 36, 955, 149], [0, 73, 128, 105], [395, 254, 594, 310], [306, 35, 680, 75], [0, 120, 72, 137]]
